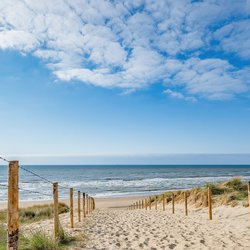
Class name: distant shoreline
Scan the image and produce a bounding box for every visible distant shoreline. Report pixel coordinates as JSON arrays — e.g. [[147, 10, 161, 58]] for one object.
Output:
[[0, 195, 147, 210]]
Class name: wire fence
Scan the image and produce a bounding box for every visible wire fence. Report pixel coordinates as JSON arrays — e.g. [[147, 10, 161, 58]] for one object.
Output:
[[0, 156, 96, 249]]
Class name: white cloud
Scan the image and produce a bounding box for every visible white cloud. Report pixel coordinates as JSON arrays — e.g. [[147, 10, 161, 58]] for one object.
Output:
[[171, 58, 248, 100], [0, 30, 39, 51], [213, 20, 250, 59], [163, 89, 196, 102], [0, 0, 250, 100]]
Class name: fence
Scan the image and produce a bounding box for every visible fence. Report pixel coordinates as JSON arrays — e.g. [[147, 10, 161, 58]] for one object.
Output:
[[128, 183, 250, 222], [0, 157, 95, 250]]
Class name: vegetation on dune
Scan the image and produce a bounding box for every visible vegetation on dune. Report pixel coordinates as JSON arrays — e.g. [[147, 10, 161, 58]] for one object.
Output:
[[0, 203, 69, 224], [0, 229, 76, 250], [0, 203, 73, 250], [155, 177, 249, 208]]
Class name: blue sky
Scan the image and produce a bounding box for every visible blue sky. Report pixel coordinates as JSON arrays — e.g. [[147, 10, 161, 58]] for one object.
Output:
[[0, 0, 250, 164]]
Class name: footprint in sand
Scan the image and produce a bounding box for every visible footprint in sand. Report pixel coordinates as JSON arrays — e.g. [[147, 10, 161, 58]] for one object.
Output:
[[168, 243, 177, 249]]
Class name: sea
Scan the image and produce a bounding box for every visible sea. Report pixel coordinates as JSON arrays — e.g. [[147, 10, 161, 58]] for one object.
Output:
[[0, 165, 250, 201]]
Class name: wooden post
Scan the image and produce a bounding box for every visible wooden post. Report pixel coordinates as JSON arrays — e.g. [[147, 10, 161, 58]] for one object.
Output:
[[163, 194, 165, 211], [155, 196, 157, 210], [7, 161, 19, 250], [149, 197, 151, 210], [89, 197, 91, 213], [248, 182, 250, 217], [83, 193, 86, 218], [145, 199, 147, 210], [78, 191, 81, 222], [70, 188, 74, 228], [89, 196, 91, 214], [53, 183, 59, 241], [172, 193, 175, 214], [86, 194, 89, 215], [208, 187, 212, 220], [88, 195, 90, 214], [184, 192, 188, 216], [142, 200, 144, 209]]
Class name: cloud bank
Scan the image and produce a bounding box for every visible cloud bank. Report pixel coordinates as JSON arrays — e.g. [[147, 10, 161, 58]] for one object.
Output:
[[0, 0, 250, 100]]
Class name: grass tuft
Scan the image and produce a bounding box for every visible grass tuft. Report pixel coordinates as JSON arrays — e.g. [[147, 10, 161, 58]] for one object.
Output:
[[23, 231, 60, 250]]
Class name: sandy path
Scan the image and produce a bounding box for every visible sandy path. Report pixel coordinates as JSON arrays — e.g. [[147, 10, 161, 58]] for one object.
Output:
[[19, 199, 250, 250], [79, 206, 250, 250]]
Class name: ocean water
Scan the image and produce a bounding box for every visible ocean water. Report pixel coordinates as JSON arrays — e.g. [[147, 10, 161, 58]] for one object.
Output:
[[0, 165, 250, 201]]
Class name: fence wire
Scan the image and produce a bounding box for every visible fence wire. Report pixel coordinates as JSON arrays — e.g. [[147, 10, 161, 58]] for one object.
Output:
[[0, 183, 8, 188], [19, 165, 54, 185], [0, 156, 9, 163]]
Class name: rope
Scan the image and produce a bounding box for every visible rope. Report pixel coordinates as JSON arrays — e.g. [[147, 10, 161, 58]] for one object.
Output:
[[19, 165, 54, 185], [0, 156, 9, 163], [0, 183, 8, 188]]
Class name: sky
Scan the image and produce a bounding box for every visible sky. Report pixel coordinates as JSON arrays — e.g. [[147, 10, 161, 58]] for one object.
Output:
[[0, 0, 250, 164]]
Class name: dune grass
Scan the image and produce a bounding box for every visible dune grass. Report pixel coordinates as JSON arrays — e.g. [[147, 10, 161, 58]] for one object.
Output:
[[0, 203, 69, 225], [0, 203, 71, 250], [0, 227, 76, 250], [154, 177, 249, 207]]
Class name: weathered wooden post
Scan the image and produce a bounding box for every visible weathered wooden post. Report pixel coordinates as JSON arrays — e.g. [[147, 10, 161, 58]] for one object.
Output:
[[7, 161, 19, 250], [142, 200, 144, 209], [248, 182, 250, 218], [145, 199, 147, 210], [83, 193, 86, 218], [139, 200, 141, 209], [172, 193, 175, 214], [78, 191, 81, 222], [208, 187, 212, 220], [70, 188, 74, 228], [149, 197, 151, 210], [184, 192, 188, 216], [155, 196, 157, 210], [89, 196, 91, 214], [86, 194, 89, 215], [163, 194, 165, 211], [53, 182, 59, 240], [89, 196, 91, 213], [93, 197, 95, 211], [136, 201, 138, 209], [88, 195, 90, 214], [91, 197, 93, 212]]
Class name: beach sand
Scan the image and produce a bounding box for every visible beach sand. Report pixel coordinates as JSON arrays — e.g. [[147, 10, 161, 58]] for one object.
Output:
[[0, 196, 145, 209], [10, 196, 249, 249]]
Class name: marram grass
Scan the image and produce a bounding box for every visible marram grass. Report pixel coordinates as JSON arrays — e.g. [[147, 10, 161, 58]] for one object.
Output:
[[154, 177, 249, 207]]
